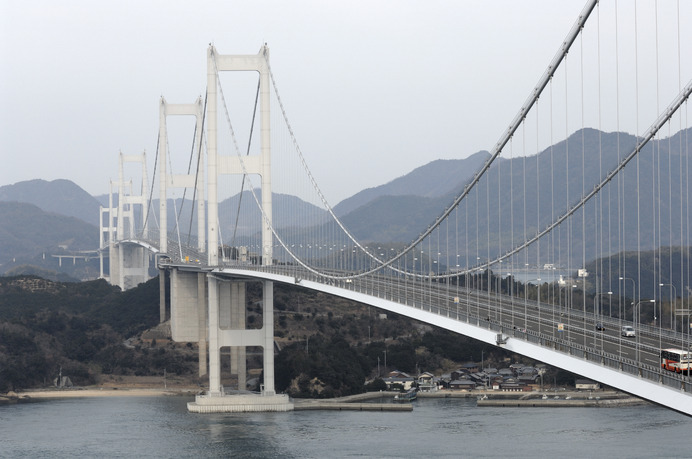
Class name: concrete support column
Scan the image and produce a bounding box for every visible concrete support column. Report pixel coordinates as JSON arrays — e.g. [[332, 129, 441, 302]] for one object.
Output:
[[170, 269, 201, 341], [262, 280, 275, 395], [110, 245, 120, 290], [141, 248, 150, 284], [119, 245, 152, 290], [208, 275, 221, 395], [230, 282, 247, 391], [197, 272, 207, 378], [159, 269, 166, 323], [117, 245, 124, 290], [219, 281, 247, 390]]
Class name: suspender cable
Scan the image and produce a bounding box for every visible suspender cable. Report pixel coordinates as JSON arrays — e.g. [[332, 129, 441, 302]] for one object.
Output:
[[231, 77, 261, 248]]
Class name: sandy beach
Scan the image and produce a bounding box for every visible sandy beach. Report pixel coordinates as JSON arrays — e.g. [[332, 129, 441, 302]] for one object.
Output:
[[15, 388, 198, 399]]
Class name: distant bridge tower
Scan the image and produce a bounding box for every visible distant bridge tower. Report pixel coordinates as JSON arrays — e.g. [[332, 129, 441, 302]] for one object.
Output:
[[157, 96, 206, 254], [106, 151, 152, 290], [158, 96, 208, 373], [98, 181, 117, 282]]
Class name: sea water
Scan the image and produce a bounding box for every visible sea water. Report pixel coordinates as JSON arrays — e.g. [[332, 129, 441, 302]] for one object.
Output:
[[1, 396, 690, 458]]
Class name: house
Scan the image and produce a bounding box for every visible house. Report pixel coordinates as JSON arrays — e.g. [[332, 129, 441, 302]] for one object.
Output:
[[518, 374, 539, 384], [499, 381, 529, 392], [383, 370, 415, 390], [417, 372, 436, 392], [451, 369, 468, 381], [519, 366, 536, 375], [490, 375, 504, 390], [437, 373, 453, 389], [498, 368, 514, 377], [449, 379, 477, 391], [461, 362, 479, 373], [575, 379, 600, 390]]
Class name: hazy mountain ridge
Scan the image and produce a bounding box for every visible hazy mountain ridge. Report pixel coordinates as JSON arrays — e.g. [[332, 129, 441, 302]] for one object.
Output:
[[338, 128, 692, 263], [0, 201, 99, 277], [334, 151, 490, 216], [0, 179, 101, 227], [2, 127, 691, 278]]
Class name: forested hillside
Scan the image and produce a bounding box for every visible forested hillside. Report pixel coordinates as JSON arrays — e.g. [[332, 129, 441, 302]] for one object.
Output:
[[0, 275, 550, 396], [0, 276, 190, 392]]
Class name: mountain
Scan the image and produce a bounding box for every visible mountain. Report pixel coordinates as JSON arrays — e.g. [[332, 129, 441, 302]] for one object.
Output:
[[0, 179, 101, 226], [0, 201, 99, 277], [339, 194, 446, 243], [333, 151, 490, 216]]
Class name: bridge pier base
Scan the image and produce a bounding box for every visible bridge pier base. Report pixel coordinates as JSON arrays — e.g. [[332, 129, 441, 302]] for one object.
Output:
[[188, 392, 292, 413]]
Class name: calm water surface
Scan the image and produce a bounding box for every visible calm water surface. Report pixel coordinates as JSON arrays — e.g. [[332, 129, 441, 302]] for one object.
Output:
[[1, 396, 690, 458]]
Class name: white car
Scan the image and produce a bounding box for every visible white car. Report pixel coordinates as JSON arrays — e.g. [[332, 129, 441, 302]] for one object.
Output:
[[621, 326, 636, 337]]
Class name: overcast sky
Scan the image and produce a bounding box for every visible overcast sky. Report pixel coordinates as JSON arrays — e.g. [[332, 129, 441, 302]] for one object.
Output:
[[1, 1, 689, 205]]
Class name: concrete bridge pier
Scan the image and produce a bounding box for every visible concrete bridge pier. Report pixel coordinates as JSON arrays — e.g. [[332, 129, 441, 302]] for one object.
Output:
[[110, 243, 152, 290], [170, 269, 205, 342], [109, 244, 120, 289], [197, 272, 207, 377], [220, 281, 247, 391], [159, 269, 166, 323], [168, 268, 208, 379], [188, 276, 292, 413]]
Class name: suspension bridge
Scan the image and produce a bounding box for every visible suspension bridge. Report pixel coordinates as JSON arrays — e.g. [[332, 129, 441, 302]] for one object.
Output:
[[98, 0, 692, 416]]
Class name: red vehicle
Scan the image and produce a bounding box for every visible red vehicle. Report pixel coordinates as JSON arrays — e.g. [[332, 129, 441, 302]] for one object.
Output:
[[661, 348, 692, 374]]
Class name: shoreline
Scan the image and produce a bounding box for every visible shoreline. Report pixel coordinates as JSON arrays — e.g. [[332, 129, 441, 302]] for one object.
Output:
[[1, 387, 200, 403], [2, 387, 645, 410]]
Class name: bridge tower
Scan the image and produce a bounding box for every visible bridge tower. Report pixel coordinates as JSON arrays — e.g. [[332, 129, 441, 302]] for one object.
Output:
[[159, 96, 208, 371], [188, 44, 291, 412], [157, 96, 206, 255], [99, 181, 116, 282], [105, 152, 153, 291]]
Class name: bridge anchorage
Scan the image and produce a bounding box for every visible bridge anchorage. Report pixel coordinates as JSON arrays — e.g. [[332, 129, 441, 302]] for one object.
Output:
[[102, 0, 692, 417]]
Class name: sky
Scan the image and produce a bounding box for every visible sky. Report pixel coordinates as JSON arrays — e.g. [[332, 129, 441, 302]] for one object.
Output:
[[1, 1, 689, 205]]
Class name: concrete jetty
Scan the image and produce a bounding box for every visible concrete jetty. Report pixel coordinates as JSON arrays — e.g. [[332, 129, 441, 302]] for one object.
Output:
[[294, 402, 412, 411], [475, 390, 645, 408], [293, 391, 412, 411]]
